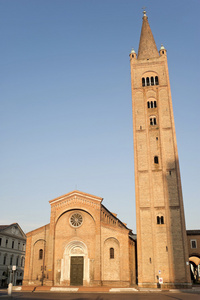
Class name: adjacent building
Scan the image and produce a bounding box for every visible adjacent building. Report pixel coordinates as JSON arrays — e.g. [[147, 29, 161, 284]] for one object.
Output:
[[187, 230, 200, 282], [0, 223, 26, 287]]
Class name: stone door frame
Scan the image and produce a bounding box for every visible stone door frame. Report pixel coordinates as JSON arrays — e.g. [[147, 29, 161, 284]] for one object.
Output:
[[60, 240, 89, 285]]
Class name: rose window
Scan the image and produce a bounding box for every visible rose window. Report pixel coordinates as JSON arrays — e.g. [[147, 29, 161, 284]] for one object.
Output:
[[70, 213, 83, 228]]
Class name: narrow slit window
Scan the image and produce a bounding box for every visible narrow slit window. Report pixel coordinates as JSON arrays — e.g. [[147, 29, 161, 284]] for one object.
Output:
[[154, 156, 159, 164], [154, 101, 157, 108], [151, 76, 154, 85], [39, 249, 43, 260], [146, 77, 150, 86], [157, 216, 160, 224], [147, 101, 150, 108], [110, 247, 114, 259], [142, 77, 145, 87], [12, 241, 14, 249], [151, 101, 153, 108]]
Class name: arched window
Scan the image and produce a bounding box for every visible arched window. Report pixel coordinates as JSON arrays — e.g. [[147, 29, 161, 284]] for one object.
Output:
[[157, 216, 164, 224], [147, 100, 157, 108], [150, 117, 157, 126], [142, 76, 159, 87], [21, 256, 24, 267], [154, 156, 159, 164], [155, 76, 159, 85], [3, 255, 7, 265], [16, 256, 19, 266], [110, 247, 114, 259], [39, 249, 43, 260]]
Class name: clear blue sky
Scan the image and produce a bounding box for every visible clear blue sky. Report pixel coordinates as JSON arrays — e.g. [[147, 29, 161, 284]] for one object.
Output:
[[1, 0, 199, 233]]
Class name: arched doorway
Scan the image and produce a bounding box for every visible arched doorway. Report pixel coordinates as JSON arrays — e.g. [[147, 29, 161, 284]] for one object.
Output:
[[189, 256, 200, 283], [60, 240, 89, 286]]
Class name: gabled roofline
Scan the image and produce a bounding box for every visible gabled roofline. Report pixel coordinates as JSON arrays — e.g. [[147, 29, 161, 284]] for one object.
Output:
[[49, 190, 103, 205], [0, 223, 26, 239], [26, 223, 50, 236], [101, 204, 132, 231]]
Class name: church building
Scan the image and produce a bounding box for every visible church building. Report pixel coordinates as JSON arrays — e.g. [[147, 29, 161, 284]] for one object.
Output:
[[23, 11, 194, 288], [23, 191, 136, 286]]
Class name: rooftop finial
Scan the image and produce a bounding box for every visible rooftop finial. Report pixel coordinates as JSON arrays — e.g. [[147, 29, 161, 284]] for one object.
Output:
[[142, 6, 147, 17], [160, 44, 165, 50]]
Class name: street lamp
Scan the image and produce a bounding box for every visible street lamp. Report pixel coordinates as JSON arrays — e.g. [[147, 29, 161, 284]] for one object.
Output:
[[8, 265, 16, 296]]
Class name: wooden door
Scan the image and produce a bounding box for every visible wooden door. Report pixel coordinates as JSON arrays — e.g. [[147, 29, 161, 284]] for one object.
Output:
[[70, 256, 84, 286]]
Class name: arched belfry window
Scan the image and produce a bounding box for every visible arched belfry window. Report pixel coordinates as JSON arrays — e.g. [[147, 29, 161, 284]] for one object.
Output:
[[147, 100, 157, 109], [150, 117, 157, 126], [110, 247, 114, 259], [157, 216, 164, 224], [39, 249, 43, 260], [142, 75, 159, 87], [155, 76, 159, 85], [142, 77, 145, 87]]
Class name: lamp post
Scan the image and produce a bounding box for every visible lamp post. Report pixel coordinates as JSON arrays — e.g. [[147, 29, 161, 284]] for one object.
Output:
[[8, 265, 16, 296]]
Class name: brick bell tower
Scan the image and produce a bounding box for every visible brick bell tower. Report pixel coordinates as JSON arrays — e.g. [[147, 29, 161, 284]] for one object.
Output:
[[129, 10, 191, 288]]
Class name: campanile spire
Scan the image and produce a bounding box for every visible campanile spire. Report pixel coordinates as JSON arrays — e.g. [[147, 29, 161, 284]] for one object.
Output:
[[137, 10, 159, 60], [130, 11, 191, 289]]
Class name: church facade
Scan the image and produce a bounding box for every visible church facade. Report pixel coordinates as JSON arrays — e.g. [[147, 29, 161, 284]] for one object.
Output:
[[23, 191, 136, 286]]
